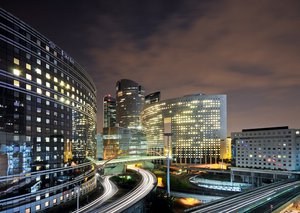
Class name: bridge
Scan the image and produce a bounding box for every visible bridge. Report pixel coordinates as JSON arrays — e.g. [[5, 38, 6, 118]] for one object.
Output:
[[87, 155, 166, 166]]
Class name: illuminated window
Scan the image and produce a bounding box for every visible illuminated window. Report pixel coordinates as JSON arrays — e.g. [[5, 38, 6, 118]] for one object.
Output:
[[46, 91, 50, 97], [53, 198, 57, 204], [37, 88, 42, 94], [45, 201, 49, 207], [54, 77, 58, 83], [46, 73, 51, 79], [46, 45, 49, 51], [37, 127, 41, 132], [36, 78, 42, 84], [26, 63, 31, 70], [36, 68, 42, 75], [37, 59, 41, 65], [46, 82, 50, 88], [46, 64, 50, 69], [54, 86, 58, 91], [25, 208, 31, 213], [13, 68, 21, 76], [26, 84, 31, 90], [36, 205, 41, 211], [60, 81, 65, 87], [13, 58, 19, 65], [14, 80, 20, 87], [26, 73, 32, 80]]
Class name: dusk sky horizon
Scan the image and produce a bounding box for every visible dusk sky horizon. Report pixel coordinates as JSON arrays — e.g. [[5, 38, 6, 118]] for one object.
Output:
[[2, 0, 300, 134]]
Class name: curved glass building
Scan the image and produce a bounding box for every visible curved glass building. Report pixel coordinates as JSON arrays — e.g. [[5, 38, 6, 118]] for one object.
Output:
[[116, 79, 144, 129], [141, 94, 227, 164], [0, 9, 97, 175]]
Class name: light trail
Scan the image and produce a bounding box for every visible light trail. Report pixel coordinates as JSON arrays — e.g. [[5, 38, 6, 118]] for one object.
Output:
[[96, 166, 157, 213], [73, 175, 118, 213], [191, 180, 300, 213]]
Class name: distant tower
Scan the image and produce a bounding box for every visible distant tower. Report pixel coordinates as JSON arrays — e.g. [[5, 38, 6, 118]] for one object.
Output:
[[116, 79, 145, 129], [103, 94, 116, 128]]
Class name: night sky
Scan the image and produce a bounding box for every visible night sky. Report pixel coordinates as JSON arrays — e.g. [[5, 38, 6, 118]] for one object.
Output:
[[2, 0, 300, 134]]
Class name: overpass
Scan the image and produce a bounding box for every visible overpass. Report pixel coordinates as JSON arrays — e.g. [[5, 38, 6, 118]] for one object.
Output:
[[186, 179, 300, 213], [87, 156, 166, 166]]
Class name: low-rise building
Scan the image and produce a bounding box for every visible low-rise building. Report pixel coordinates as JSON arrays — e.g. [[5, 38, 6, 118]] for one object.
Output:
[[231, 126, 300, 171]]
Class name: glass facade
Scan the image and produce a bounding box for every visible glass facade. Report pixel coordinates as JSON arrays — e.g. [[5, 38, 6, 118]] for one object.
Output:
[[103, 94, 116, 128], [0, 9, 97, 175], [116, 79, 144, 129], [141, 94, 227, 164]]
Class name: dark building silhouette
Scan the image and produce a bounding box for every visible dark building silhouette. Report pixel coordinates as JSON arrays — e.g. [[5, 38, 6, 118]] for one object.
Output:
[[145, 92, 160, 105]]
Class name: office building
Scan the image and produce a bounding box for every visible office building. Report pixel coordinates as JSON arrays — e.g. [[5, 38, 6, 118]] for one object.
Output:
[[103, 94, 116, 128], [102, 127, 147, 159], [103, 127, 131, 159], [145, 92, 160, 105], [0, 9, 97, 174], [141, 93, 227, 164], [220, 137, 232, 160], [116, 79, 144, 129], [96, 133, 103, 160], [231, 126, 300, 171]]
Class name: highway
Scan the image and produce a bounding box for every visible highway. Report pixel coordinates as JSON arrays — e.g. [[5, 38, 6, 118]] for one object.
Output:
[[189, 180, 300, 213], [95, 166, 157, 213], [74, 175, 118, 213]]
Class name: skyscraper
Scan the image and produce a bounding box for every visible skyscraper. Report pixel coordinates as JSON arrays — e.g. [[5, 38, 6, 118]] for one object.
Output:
[[116, 79, 145, 129], [141, 93, 227, 164], [103, 94, 116, 128], [0, 9, 97, 174]]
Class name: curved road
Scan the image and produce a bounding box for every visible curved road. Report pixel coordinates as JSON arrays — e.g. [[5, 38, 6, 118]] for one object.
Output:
[[74, 175, 118, 213], [96, 166, 157, 213]]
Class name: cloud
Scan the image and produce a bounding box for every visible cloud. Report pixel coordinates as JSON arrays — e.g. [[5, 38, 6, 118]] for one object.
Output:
[[81, 0, 300, 133]]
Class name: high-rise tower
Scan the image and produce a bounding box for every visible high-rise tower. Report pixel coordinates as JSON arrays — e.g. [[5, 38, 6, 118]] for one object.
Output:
[[103, 94, 116, 128], [116, 79, 144, 129]]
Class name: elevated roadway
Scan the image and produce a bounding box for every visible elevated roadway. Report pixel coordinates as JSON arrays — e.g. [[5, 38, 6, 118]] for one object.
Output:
[[187, 180, 300, 213], [87, 156, 166, 167]]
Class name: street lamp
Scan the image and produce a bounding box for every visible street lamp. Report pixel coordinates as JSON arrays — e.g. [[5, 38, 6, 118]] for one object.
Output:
[[164, 132, 173, 197], [76, 185, 80, 212]]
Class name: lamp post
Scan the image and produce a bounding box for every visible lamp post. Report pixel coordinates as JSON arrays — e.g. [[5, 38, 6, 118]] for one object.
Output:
[[76, 185, 80, 212], [164, 133, 173, 197]]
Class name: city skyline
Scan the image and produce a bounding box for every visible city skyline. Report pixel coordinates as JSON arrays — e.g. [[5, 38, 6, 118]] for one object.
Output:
[[2, 0, 300, 134]]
